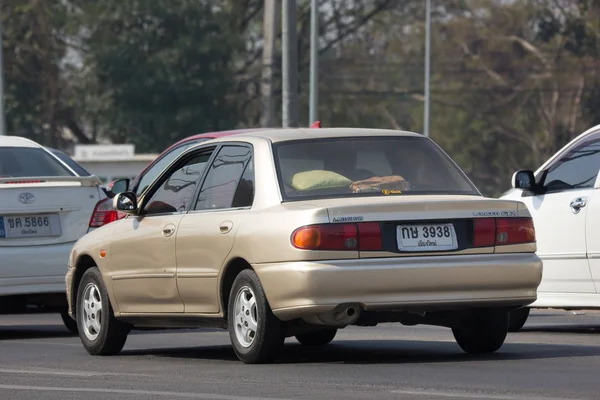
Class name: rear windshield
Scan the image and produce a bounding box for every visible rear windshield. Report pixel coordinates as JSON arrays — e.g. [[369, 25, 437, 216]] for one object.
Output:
[[0, 147, 74, 178], [273, 136, 479, 201], [48, 149, 91, 176]]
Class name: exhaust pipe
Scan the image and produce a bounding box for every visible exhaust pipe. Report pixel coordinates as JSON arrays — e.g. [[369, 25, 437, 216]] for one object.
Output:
[[303, 303, 362, 327]]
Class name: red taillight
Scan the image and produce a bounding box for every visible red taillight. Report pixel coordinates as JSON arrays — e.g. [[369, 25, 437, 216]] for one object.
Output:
[[473, 218, 495, 247], [310, 121, 321, 128], [357, 222, 383, 250], [495, 217, 535, 245], [291, 222, 382, 251], [473, 217, 535, 247], [4, 180, 43, 184], [89, 198, 123, 228]]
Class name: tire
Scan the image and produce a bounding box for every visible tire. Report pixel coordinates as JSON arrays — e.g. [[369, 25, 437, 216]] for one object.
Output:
[[76, 267, 130, 355], [452, 309, 509, 354], [295, 328, 338, 346], [508, 307, 530, 332], [227, 269, 284, 364], [60, 309, 78, 334]]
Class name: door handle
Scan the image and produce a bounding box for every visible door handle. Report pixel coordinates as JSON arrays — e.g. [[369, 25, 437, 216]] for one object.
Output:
[[570, 197, 588, 214], [162, 223, 176, 237], [219, 221, 233, 234]]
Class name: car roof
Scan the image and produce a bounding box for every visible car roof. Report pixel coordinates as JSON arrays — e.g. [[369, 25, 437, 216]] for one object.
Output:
[[173, 128, 271, 145], [159, 128, 271, 155], [206, 127, 423, 144], [0, 136, 41, 148]]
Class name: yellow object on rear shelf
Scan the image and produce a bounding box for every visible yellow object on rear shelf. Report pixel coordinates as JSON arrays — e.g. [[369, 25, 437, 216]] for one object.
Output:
[[291, 170, 352, 191]]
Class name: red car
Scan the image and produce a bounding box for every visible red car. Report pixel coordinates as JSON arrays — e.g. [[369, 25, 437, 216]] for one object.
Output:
[[107, 128, 265, 197]]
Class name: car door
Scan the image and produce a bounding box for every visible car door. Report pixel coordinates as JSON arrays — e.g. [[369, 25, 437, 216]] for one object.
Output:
[[109, 148, 215, 313], [176, 144, 254, 313], [519, 134, 600, 294]]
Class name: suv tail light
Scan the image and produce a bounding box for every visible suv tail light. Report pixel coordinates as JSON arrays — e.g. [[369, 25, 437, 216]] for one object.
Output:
[[473, 217, 535, 247], [291, 222, 382, 251], [89, 198, 125, 228]]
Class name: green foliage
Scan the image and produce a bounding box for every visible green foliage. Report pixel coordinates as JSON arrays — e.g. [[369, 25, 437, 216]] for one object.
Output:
[[3, 0, 600, 196], [77, 0, 244, 151]]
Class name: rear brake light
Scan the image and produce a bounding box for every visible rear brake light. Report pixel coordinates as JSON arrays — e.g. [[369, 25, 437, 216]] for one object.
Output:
[[495, 217, 535, 245], [357, 222, 382, 250], [4, 180, 43, 184], [291, 222, 382, 251], [473, 218, 495, 247], [89, 198, 123, 228], [472, 217, 535, 247], [310, 121, 321, 128]]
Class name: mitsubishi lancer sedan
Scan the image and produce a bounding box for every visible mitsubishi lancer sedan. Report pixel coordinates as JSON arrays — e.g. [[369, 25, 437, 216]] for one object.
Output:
[[65, 127, 542, 364]]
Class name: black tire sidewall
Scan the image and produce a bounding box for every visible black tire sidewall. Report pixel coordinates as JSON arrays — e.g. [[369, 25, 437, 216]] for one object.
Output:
[[227, 269, 283, 363], [508, 307, 530, 332], [296, 328, 338, 346], [453, 309, 509, 354]]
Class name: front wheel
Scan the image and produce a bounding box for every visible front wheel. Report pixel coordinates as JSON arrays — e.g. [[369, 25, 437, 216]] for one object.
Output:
[[227, 269, 284, 364], [452, 309, 509, 354], [76, 267, 130, 355], [295, 328, 338, 346]]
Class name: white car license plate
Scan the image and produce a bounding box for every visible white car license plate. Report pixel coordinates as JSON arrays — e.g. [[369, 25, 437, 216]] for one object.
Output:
[[397, 223, 457, 252], [0, 214, 61, 239]]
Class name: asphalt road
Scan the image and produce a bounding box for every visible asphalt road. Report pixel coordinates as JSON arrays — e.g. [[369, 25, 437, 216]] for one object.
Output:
[[0, 310, 599, 400]]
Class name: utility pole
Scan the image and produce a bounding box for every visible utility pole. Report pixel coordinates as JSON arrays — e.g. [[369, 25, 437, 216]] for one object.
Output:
[[423, 0, 431, 137], [260, 0, 278, 127], [0, 14, 5, 136], [281, 0, 298, 127], [308, 0, 318, 125]]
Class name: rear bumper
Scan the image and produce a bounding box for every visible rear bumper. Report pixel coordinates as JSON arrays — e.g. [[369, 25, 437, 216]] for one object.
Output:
[[0, 242, 74, 296], [253, 253, 542, 322]]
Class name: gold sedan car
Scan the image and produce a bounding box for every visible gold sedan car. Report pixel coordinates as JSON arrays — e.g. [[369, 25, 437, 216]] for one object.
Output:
[[65, 128, 542, 364]]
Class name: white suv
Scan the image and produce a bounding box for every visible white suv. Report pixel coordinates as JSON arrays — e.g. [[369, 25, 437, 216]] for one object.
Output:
[[0, 136, 118, 332], [502, 124, 600, 331]]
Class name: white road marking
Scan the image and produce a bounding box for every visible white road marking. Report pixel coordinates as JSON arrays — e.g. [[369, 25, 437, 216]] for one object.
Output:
[[0, 366, 156, 378], [0, 384, 293, 400], [390, 389, 589, 400]]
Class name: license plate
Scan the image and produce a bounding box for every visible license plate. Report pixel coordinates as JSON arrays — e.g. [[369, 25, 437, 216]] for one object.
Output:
[[0, 214, 61, 239], [397, 223, 457, 252]]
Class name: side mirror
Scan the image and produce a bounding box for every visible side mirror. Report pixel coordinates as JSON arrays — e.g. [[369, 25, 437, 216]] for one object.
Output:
[[109, 178, 130, 195], [511, 170, 536, 191], [112, 192, 138, 213]]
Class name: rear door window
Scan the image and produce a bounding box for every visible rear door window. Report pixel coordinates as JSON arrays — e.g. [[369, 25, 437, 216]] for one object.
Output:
[[194, 145, 253, 210], [0, 148, 73, 178]]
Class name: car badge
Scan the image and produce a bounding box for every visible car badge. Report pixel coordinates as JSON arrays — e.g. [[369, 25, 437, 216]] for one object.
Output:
[[18, 192, 35, 204]]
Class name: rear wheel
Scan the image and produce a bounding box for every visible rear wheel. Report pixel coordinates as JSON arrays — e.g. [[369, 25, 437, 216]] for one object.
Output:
[[295, 328, 338, 346], [227, 269, 284, 364], [76, 267, 130, 355], [60, 309, 78, 334], [508, 307, 530, 332], [452, 309, 509, 354]]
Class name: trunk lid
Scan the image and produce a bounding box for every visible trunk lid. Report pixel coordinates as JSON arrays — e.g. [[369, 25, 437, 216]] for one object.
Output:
[[295, 195, 521, 256], [0, 176, 104, 247]]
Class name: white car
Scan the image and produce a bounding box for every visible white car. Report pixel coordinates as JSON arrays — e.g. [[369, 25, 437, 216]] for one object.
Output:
[[502, 124, 600, 331], [0, 136, 118, 332]]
